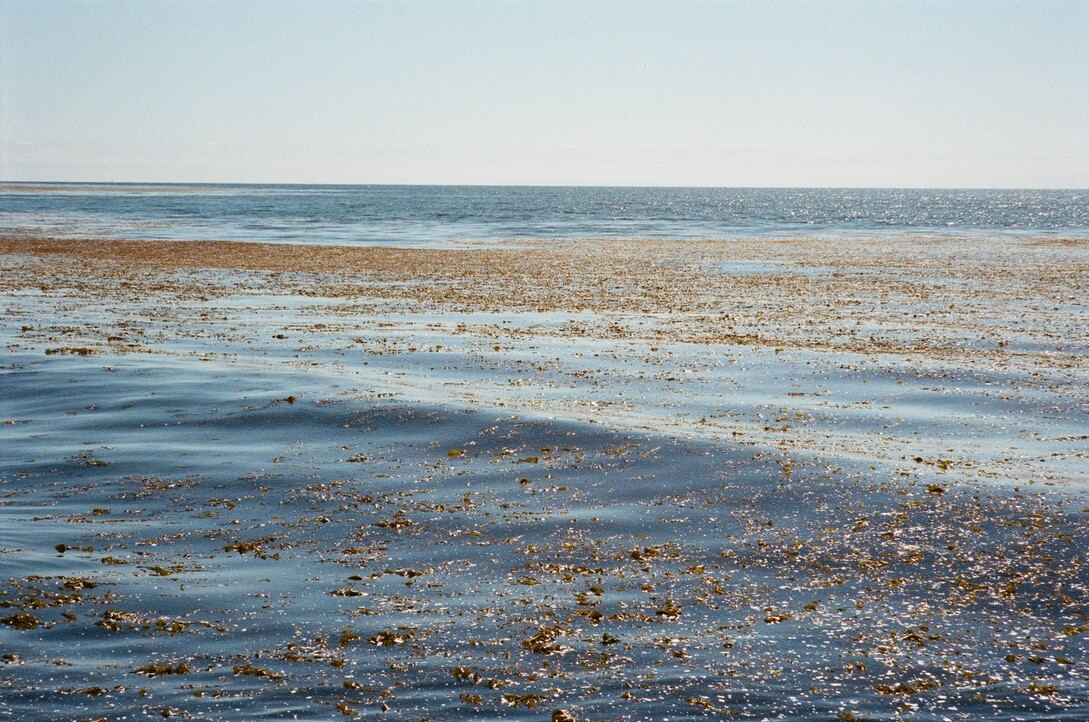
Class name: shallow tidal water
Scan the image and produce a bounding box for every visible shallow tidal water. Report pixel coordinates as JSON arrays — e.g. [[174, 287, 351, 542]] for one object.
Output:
[[1, 227, 1089, 720], [1, 352, 1087, 722]]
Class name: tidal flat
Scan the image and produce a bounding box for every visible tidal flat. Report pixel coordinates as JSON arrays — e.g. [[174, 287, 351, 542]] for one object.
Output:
[[1, 233, 1087, 721]]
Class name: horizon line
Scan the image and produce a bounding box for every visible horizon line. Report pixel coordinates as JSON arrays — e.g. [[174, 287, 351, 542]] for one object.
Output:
[[3, 180, 1088, 192]]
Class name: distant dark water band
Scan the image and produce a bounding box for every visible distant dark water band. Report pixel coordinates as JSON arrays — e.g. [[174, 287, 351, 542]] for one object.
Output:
[[2, 185, 1088, 245]]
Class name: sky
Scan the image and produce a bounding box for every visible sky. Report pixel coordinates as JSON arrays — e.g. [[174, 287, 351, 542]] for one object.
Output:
[[1, 0, 1087, 187]]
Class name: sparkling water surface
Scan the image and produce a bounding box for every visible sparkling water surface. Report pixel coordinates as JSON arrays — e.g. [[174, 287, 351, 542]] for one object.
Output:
[[3, 184, 1088, 245], [2, 183, 1088, 721]]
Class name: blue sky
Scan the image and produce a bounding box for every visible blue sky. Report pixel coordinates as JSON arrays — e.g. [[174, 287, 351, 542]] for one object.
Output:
[[2, 0, 1087, 186]]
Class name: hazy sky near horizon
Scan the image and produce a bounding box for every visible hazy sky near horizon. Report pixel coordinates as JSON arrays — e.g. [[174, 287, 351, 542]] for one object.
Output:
[[2, 0, 1087, 187]]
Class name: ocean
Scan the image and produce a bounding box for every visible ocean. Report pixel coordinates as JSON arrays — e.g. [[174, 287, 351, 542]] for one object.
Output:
[[1, 185, 1088, 721], [3, 183, 1089, 245]]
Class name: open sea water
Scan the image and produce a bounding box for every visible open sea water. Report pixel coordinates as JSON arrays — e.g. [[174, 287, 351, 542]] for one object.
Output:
[[2, 183, 1089, 245]]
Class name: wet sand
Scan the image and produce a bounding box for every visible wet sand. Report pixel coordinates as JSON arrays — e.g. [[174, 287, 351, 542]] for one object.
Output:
[[1, 234, 1088, 720]]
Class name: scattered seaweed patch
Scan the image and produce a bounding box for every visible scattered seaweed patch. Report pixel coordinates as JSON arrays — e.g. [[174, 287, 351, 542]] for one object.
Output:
[[1, 233, 1087, 720]]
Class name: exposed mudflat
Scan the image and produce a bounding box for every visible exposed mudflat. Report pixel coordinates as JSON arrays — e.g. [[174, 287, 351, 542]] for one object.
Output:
[[1, 234, 1087, 721]]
